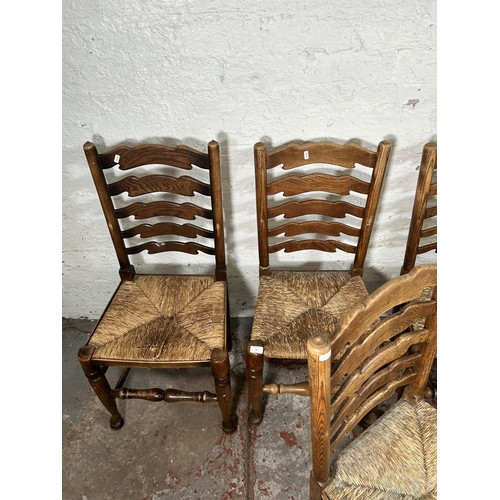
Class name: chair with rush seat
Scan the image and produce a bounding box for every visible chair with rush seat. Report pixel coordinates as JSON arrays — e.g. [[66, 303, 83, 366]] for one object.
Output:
[[307, 264, 437, 499], [77, 140, 236, 433], [246, 139, 391, 425]]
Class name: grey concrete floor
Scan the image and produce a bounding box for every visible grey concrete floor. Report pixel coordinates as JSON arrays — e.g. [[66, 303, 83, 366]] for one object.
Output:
[[63, 317, 321, 500], [62, 317, 436, 500]]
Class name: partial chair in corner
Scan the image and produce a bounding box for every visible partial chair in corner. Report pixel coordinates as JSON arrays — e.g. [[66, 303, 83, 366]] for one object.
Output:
[[77, 140, 236, 434], [246, 139, 391, 425], [402, 142, 437, 399], [308, 264, 437, 500]]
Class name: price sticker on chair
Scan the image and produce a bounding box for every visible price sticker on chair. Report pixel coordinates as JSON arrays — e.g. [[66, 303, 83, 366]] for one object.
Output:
[[319, 350, 331, 361], [250, 345, 264, 354]]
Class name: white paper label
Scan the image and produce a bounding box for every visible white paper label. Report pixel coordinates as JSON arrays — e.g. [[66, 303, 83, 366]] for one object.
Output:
[[319, 351, 331, 361], [114, 154, 120, 163], [304, 150, 309, 160], [249, 345, 264, 354]]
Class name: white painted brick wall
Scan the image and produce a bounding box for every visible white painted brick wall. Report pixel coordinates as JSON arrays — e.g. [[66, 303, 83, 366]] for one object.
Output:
[[62, 0, 436, 318]]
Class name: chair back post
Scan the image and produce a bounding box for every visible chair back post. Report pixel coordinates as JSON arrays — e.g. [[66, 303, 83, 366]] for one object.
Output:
[[404, 285, 438, 403], [351, 140, 391, 276], [208, 140, 227, 282], [307, 334, 332, 486], [254, 142, 270, 276], [401, 142, 437, 275], [83, 141, 135, 280]]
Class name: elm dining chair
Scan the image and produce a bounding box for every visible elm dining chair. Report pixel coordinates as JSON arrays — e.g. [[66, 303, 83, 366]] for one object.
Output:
[[247, 139, 391, 424], [78, 140, 236, 433]]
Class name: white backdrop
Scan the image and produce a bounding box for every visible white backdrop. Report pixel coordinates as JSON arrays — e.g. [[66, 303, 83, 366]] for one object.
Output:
[[62, 0, 437, 318]]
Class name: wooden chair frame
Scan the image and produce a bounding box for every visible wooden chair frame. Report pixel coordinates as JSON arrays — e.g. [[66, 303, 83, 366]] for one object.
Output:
[[78, 140, 236, 433], [247, 139, 391, 425], [402, 142, 437, 275], [307, 264, 437, 499]]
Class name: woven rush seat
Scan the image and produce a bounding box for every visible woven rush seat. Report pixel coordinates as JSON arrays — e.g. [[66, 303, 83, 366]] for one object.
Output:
[[323, 399, 437, 500], [251, 271, 369, 359], [89, 275, 226, 364]]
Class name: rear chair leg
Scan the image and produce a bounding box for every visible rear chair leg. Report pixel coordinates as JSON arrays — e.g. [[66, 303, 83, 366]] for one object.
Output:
[[211, 348, 237, 434], [246, 340, 264, 425], [78, 346, 124, 430]]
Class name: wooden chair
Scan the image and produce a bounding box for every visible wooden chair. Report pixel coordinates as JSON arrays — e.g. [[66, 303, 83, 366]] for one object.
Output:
[[307, 264, 437, 500], [402, 142, 437, 276], [247, 139, 391, 424], [78, 140, 236, 433], [401, 142, 437, 398]]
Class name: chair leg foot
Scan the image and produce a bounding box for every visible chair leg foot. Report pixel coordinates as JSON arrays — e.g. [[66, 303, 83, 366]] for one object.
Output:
[[247, 340, 264, 425], [110, 415, 124, 430], [211, 348, 237, 433], [78, 346, 124, 429]]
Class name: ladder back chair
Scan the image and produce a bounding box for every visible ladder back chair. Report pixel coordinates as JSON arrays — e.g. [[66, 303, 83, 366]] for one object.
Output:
[[78, 140, 236, 433], [402, 142, 437, 399], [402, 142, 437, 276], [247, 139, 391, 424], [308, 264, 437, 500]]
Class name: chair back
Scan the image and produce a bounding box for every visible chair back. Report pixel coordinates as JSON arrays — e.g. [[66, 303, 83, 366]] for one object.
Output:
[[402, 142, 437, 275], [83, 141, 226, 281], [254, 140, 391, 277], [307, 264, 437, 483]]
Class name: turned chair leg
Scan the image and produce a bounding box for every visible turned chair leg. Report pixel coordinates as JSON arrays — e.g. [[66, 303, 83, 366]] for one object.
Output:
[[211, 348, 237, 434], [246, 340, 264, 425], [78, 346, 124, 430]]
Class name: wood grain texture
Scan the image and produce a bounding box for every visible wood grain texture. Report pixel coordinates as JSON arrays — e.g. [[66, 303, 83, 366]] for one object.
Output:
[[268, 221, 359, 239], [248, 139, 390, 426], [269, 239, 357, 254], [121, 222, 214, 240], [267, 141, 378, 170], [81, 140, 234, 432], [107, 175, 210, 197], [307, 334, 331, 484], [402, 142, 437, 275], [114, 201, 212, 221], [306, 264, 437, 496], [267, 173, 370, 196], [97, 143, 209, 170], [307, 265, 437, 499], [125, 240, 215, 256], [267, 200, 365, 220]]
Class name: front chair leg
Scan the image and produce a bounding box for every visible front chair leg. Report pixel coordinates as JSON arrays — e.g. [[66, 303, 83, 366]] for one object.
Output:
[[246, 340, 264, 425], [211, 348, 237, 434], [78, 346, 124, 430]]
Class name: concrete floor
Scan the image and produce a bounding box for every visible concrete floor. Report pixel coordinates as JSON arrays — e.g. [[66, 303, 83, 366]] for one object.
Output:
[[63, 317, 321, 499], [62, 317, 436, 500]]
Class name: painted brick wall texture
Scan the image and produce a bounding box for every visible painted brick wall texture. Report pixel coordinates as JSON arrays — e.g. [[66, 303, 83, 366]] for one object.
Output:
[[62, 0, 437, 318]]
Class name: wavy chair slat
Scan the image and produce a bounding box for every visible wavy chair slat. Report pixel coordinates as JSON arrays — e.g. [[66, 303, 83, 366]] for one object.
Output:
[[267, 199, 365, 220], [125, 241, 216, 256], [269, 239, 357, 254], [121, 222, 214, 240], [267, 141, 378, 170], [97, 143, 209, 170], [329, 354, 420, 448], [268, 173, 371, 196], [329, 372, 417, 454], [114, 201, 212, 221], [107, 175, 211, 197], [268, 221, 360, 238], [330, 300, 436, 388]]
